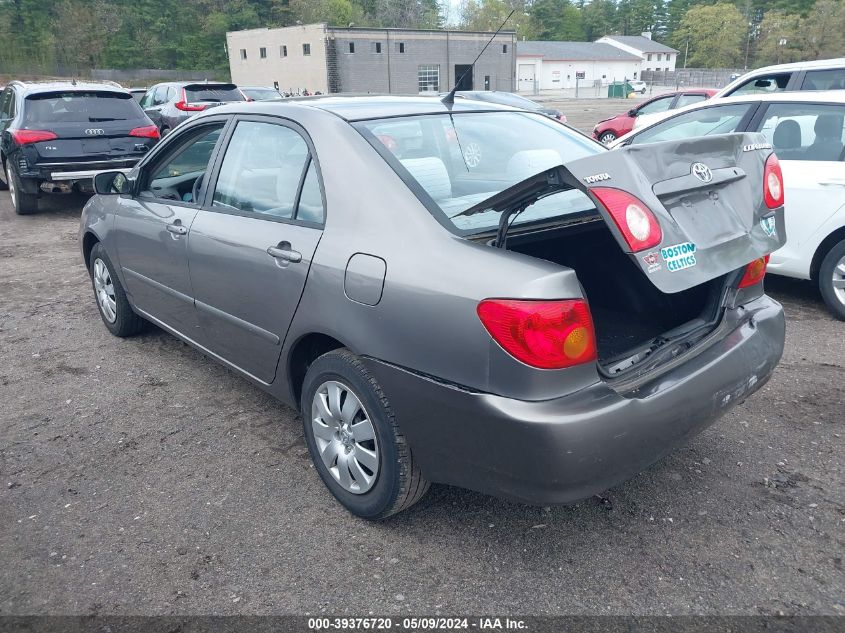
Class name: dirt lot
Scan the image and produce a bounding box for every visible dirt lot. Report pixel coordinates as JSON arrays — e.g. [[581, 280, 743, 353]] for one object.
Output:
[[0, 167, 843, 616]]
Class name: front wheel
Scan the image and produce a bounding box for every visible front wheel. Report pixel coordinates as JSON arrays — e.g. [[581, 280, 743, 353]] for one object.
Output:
[[301, 349, 429, 519], [6, 161, 38, 215], [599, 131, 617, 144], [818, 239, 845, 320], [89, 242, 146, 336]]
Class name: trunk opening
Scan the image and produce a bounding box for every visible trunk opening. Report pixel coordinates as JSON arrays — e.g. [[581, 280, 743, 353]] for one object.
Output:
[[505, 216, 729, 376]]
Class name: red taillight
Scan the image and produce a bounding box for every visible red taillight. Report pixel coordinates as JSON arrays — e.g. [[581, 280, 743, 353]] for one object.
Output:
[[175, 89, 207, 112], [738, 255, 770, 288], [477, 299, 597, 369], [590, 187, 662, 252], [763, 153, 784, 209], [10, 129, 57, 145], [558, 114, 567, 123], [129, 125, 160, 139]]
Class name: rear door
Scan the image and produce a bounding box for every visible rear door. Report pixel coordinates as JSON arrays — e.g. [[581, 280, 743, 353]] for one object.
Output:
[[22, 91, 155, 166], [187, 116, 324, 383], [751, 101, 845, 275]]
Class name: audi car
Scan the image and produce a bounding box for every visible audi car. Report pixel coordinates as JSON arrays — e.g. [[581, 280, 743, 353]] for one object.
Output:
[[0, 80, 159, 214], [80, 96, 786, 518]]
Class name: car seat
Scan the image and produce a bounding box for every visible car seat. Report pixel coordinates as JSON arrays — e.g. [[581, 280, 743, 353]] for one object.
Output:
[[772, 119, 802, 160], [807, 114, 844, 161], [400, 157, 452, 201]]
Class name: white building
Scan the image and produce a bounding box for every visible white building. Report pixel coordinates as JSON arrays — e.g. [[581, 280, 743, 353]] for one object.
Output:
[[516, 41, 642, 91], [596, 33, 679, 72]]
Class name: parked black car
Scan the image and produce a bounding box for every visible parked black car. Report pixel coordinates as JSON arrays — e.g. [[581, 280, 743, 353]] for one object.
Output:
[[0, 80, 159, 214], [139, 82, 245, 135]]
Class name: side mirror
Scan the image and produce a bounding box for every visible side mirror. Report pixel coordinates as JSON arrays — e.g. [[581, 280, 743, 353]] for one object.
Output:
[[94, 171, 131, 195], [754, 79, 772, 88], [628, 109, 637, 117]]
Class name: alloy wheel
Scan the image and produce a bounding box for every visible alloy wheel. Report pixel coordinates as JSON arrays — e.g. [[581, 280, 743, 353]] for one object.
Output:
[[311, 380, 379, 494], [600, 132, 616, 144], [93, 258, 117, 323], [463, 142, 482, 168], [832, 254, 845, 306]]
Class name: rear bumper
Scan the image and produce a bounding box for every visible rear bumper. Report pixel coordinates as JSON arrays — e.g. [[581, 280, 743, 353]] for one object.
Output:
[[363, 295, 785, 505], [18, 158, 141, 188]]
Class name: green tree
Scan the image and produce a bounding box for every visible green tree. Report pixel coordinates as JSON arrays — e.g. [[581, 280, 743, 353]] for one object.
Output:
[[582, 0, 618, 40], [529, 0, 585, 40], [672, 2, 746, 67]]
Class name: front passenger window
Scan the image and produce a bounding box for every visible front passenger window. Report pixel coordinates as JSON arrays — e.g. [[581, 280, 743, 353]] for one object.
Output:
[[212, 120, 311, 219], [142, 125, 223, 202]]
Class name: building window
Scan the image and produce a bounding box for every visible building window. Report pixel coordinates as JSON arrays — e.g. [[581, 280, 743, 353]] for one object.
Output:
[[398, 42, 405, 53], [260, 47, 267, 59], [647, 53, 652, 61], [374, 42, 382, 54], [348, 42, 355, 53], [281, 45, 287, 57], [657, 53, 662, 61], [303, 43, 311, 56], [240, 49, 247, 60], [418, 65, 440, 93], [502, 44, 508, 54]]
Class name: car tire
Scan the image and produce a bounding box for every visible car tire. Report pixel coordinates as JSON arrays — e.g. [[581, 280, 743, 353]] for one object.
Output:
[[599, 131, 617, 144], [88, 242, 146, 337], [6, 161, 38, 215], [818, 238, 845, 321], [301, 349, 429, 519], [160, 126, 170, 137]]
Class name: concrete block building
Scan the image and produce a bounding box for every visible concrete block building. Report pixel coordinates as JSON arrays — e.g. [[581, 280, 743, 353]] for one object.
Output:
[[227, 23, 516, 95]]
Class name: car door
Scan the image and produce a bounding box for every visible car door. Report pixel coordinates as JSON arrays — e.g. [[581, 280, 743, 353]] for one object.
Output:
[[112, 119, 228, 339], [187, 116, 325, 384], [141, 85, 167, 129], [750, 101, 845, 277]]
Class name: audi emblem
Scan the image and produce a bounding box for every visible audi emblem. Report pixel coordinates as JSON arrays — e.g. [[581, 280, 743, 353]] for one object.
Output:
[[85, 128, 105, 136], [691, 162, 713, 183]]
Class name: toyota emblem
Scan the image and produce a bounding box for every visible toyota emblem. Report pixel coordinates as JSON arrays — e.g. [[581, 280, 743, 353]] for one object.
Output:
[[85, 128, 105, 136], [691, 162, 713, 183]]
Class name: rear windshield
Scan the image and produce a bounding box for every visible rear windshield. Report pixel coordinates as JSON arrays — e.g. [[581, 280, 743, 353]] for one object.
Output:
[[24, 92, 143, 123], [243, 88, 281, 101], [184, 86, 244, 103], [355, 111, 602, 234]]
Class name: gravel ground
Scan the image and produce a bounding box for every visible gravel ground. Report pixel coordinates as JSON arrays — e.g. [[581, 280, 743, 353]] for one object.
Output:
[[0, 157, 843, 617]]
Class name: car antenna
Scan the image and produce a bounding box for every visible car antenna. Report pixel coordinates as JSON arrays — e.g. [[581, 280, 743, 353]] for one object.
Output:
[[441, 9, 514, 106]]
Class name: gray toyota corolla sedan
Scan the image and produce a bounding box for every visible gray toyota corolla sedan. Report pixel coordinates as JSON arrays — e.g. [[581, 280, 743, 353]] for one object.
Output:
[[80, 96, 786, 519]]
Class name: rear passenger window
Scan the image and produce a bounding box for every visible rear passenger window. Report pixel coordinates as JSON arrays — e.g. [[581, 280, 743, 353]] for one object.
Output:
[[629, 103, 752, 145], [153, 85, 169, 105], [212, 120, 315, 220], [756, 103, 845, 162], [730, 73, 791, 96], [802, 69, 845, 91]]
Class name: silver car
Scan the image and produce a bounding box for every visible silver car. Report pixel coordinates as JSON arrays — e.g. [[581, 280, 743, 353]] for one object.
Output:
[[80, 96, 786, 519]]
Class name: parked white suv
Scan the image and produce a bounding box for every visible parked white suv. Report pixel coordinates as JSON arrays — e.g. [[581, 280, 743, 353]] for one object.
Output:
[[716, 58, 845, 98]]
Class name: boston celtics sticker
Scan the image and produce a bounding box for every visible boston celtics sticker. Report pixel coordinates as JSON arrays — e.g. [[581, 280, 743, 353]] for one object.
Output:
[[760, 216, 777, 238], [660, 242, 697, 272]]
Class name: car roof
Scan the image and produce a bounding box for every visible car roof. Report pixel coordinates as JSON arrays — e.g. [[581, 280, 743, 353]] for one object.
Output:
[[215, 95, 519, 122], [736, 57, 845, 75], [10, 80, 127, 96]]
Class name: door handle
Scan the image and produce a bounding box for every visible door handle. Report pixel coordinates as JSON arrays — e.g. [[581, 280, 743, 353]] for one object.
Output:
[[820, 179, 845, 186], [166, 222, 187, 235], [267, 243, 302, 263]]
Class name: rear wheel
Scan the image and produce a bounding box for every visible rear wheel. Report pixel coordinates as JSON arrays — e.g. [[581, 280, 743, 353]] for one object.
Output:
[[6, 161, 38, 215], [301, 349, 429, 519], [160, 126, 171, 137], [599, 131, 617, 144], [818, 239, 845, 320]]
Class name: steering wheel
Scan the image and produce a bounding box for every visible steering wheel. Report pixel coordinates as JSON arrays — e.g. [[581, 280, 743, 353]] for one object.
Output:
[[191, 173, 204, 204]]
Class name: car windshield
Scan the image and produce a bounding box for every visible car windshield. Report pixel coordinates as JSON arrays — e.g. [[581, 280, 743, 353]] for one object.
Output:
[[24, 92, 142, 123], [184, 86, 244, 102], [356, 111, 601, 234]]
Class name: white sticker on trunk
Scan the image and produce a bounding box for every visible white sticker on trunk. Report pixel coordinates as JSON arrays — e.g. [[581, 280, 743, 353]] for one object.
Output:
[[660, 242, 697, 272]]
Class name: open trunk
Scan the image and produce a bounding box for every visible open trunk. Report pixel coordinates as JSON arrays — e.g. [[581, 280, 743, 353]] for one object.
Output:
[[506, 217, 729, 376]]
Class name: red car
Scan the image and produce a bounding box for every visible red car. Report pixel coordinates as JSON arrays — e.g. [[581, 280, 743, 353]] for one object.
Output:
[[592, 89, 718, 144]]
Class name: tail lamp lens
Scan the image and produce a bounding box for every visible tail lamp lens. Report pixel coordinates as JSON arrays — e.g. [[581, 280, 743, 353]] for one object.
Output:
[[129, 125, 160, 139], [175, 89, 207, 112], [738, 255, 770, 288], [477, 299, 597, 369], [590, 187, 662, 252], [764, 154, 784, 208], [10, 129, 57, 145]]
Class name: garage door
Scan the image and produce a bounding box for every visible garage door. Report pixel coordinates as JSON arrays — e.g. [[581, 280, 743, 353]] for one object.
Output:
[[518, 64, 536, 91]]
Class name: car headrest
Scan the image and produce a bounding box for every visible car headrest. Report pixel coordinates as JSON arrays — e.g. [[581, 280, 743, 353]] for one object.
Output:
[[814, 113, 844, 140], [773, 119, 801, 150], [506, 149, 562, 181], [400, 157, 451, 201]]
